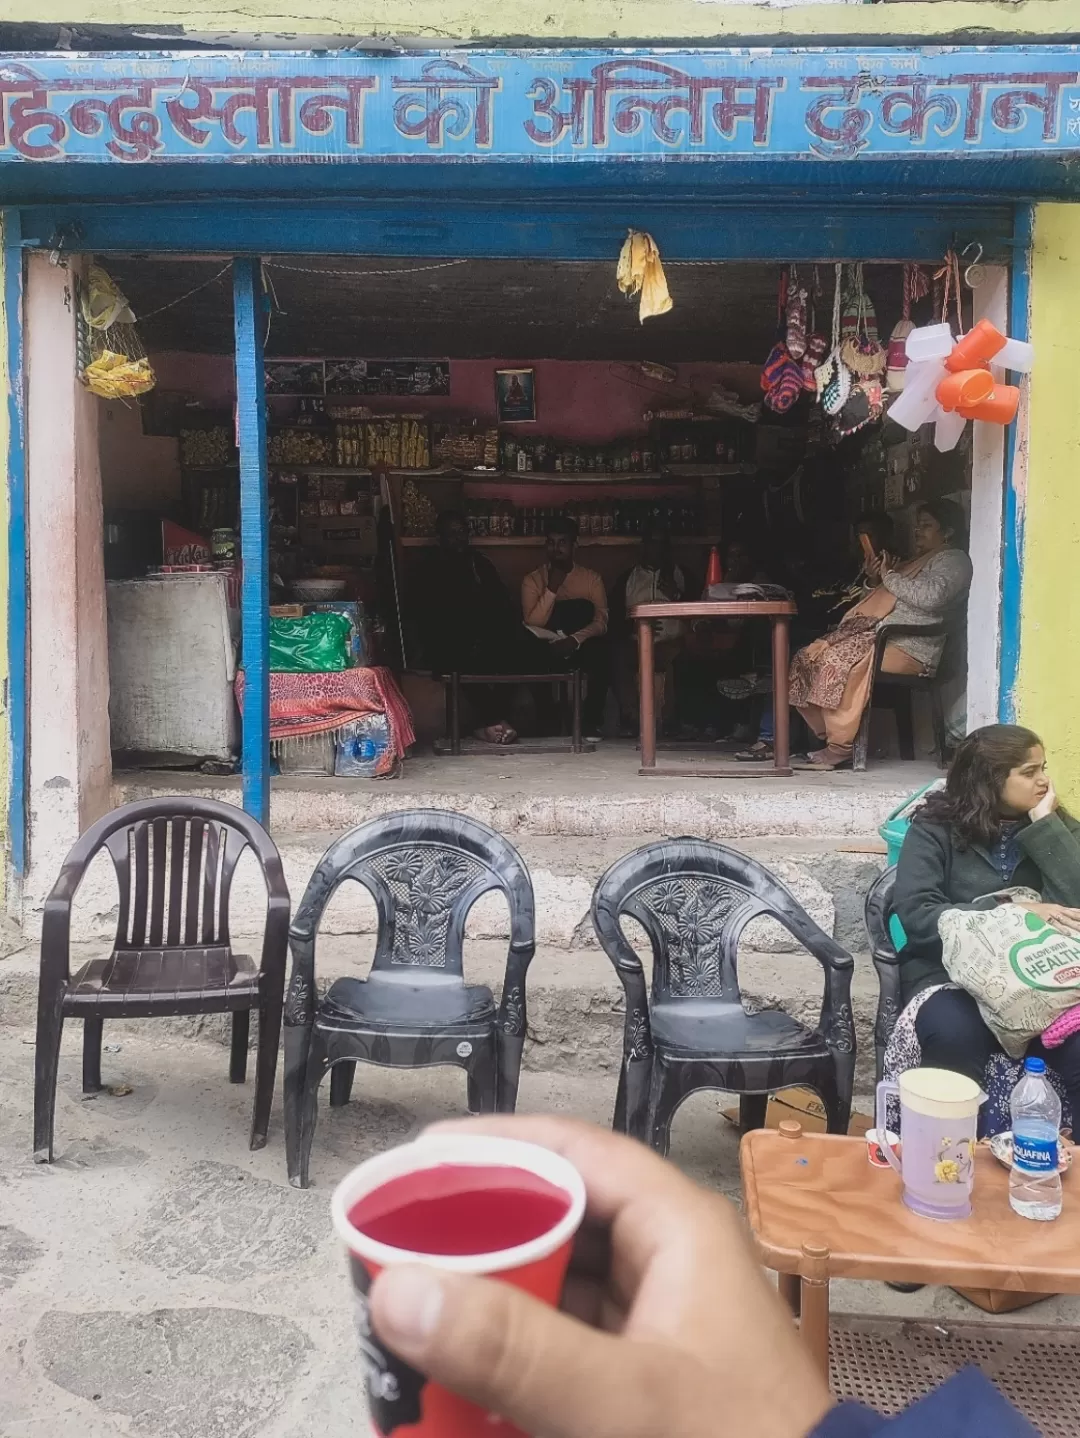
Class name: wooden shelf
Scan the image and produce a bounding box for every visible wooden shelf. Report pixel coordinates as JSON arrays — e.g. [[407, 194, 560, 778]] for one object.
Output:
[[270, 464, 372, 476], [401, 534, 722, 548], [466, 470, 664, 483], [187, 463, 752, 480], [663, 463, 755, 477]]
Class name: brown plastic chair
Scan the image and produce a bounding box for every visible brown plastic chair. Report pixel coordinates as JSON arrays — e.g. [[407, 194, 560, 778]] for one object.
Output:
[[33, 797, 290, 1163]]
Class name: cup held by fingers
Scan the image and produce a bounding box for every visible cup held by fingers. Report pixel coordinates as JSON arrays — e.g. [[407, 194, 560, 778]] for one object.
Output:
[[332, 1135, 586, 1438]]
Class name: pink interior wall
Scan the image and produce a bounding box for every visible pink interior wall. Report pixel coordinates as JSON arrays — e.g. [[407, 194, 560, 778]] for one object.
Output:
[[150, 354, 762, 444], [99, 399, 183, 510]]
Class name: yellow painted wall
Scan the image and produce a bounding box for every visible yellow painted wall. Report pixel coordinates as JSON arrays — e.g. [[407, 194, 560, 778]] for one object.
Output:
[[1017, 202, 1080, 805], [4, 0, 1078, 42]]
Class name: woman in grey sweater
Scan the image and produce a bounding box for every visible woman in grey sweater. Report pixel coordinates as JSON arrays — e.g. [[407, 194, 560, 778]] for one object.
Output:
[[789, 499, 971, 769]]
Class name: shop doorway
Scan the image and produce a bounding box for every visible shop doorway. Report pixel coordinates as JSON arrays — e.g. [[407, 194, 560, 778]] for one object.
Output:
[[91, 253, 983, 785]]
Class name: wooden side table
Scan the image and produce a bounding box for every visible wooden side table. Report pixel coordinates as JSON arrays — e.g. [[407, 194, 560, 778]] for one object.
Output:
[[630, 599, 797, 777], [740, 1124, 1080, 1375]]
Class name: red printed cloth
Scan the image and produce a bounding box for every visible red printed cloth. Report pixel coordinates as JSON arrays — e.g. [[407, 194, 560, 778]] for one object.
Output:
[[235, 667, 415, 757]]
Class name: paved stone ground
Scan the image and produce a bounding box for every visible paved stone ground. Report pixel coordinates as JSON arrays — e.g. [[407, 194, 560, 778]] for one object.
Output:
[[3, 1018, 1079, 1437]]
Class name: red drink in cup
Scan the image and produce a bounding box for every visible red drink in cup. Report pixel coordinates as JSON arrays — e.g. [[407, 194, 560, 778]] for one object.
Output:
[[332, 1135, 587, 1438]]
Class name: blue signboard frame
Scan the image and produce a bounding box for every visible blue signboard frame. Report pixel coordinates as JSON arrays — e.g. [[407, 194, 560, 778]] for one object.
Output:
[[1, 47, 1079, 169]]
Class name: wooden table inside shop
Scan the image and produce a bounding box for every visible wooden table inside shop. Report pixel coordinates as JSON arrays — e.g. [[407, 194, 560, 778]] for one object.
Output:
[[740, 1125, 1080, 1376], [631, 598, 797, 777]]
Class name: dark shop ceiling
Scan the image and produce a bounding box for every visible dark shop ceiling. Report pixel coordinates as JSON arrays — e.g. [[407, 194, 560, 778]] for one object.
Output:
[[107, 256, 908, 364]]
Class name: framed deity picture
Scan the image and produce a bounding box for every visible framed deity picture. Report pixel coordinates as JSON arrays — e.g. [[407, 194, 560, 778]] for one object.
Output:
[[495, 368, 536, 423]]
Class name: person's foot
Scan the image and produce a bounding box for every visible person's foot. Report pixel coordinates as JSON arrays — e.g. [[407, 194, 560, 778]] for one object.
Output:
[[474, 722, 518, 746], [792, 744, 851, 771], [734, 741, 775, 763]]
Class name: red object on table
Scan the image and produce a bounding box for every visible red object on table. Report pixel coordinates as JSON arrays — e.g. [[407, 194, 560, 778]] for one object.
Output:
[[703, 545, 723, 593], [235, 666, 416, 758], [630, 598, 796, 777]]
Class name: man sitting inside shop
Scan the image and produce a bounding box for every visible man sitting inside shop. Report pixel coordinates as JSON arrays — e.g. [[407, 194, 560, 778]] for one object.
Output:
[[521, 514, 610, 741], [412, 509, 537, 745]]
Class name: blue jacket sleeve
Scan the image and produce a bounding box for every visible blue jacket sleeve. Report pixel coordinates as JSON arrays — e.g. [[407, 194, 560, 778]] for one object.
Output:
[[808, 1370, 1038, 1438]]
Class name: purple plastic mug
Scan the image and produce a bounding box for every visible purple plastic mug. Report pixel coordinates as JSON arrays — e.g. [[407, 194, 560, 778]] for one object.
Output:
[[875, 1068, 986, 1221]]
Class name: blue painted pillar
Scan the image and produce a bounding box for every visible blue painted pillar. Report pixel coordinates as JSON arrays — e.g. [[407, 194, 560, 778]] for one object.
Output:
[[998, 203, 1033, 724], [232, 259, 270, 826]]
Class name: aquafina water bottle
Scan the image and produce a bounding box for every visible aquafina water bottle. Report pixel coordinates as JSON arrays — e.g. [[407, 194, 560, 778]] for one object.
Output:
[[1009, 1057, 1062, 1220]]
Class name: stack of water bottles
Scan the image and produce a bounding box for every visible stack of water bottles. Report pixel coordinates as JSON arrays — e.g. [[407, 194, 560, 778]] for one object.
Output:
[[1009, 1057, 1063, 1221]]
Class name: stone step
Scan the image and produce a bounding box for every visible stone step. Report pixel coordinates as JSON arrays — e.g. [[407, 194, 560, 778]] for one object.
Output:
[[25, 820, 887, 952], [0, 933, 883, 1092], [111, 750, 928, 843]]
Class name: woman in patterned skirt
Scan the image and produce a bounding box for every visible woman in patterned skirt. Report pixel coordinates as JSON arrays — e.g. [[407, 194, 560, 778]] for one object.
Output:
[[787, 499, 971, 771]]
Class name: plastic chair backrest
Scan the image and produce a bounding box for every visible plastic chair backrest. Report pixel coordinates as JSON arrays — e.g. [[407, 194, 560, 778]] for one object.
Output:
[[290, 809, 535, 986], [51, 797, 283, 955], [865, 866, 898, 962], [592, 837, 850, 1005]]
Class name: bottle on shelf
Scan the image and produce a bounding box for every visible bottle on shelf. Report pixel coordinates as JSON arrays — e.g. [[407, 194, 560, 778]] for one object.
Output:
[[703, 545, 723, 595]]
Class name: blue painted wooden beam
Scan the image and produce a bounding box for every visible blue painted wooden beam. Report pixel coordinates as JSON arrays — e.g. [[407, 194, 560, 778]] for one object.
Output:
[[3, 212, 26, 875], [998, 202, 1033, 725], [232, 258, 270, 827], [14, 199, 1014, 265]]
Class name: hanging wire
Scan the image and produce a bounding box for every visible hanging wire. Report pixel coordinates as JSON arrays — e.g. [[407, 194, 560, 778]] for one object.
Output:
[[138, 263, 232, 321], [264, 258, 471, 279]]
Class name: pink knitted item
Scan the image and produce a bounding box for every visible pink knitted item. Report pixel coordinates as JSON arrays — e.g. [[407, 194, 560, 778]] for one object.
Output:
[[1042, 1004, 1080, 1049]]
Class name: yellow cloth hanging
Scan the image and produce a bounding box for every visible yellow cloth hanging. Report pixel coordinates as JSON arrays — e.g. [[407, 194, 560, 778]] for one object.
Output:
[[617, 230, 673, 324], [83, 350, 156, 399]]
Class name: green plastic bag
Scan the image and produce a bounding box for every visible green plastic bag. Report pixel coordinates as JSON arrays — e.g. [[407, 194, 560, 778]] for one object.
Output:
[[268, 613, 351, 672]]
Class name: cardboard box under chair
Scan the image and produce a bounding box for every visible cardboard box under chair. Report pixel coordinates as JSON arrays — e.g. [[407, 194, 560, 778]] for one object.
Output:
[[722, 1087, 871, 1136]]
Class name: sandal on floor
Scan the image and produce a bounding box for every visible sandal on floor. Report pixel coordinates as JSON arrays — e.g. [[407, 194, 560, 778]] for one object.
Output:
[[474, 723, 518, 746], [734, 742, 775, 763], [792, 745, 852, 771]]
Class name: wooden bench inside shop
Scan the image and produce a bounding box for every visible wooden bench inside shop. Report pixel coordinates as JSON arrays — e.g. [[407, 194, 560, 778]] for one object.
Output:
[[432, 670, 587, 756]]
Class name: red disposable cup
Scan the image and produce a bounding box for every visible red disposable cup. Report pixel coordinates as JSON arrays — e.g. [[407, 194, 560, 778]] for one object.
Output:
[[332, 1134, 587, 1438], [865, 1127, 901, 1169]]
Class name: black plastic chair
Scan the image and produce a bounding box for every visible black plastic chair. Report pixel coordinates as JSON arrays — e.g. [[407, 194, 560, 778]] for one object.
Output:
[[283, 809, 536, 1187], [591, 838, 856, 1155], [865, 865, 904, 1083], [34, 797, 290, 1162], [853, 621, 949, 772]]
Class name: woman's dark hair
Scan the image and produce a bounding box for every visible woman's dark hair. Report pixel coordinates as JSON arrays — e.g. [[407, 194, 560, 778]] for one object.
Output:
[[916, 724, 1048, 848], [918, 497, 968, 551]]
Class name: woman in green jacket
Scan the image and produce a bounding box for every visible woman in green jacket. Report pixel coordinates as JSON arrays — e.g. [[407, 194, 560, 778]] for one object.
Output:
[[889, 724, 1080, 1130]]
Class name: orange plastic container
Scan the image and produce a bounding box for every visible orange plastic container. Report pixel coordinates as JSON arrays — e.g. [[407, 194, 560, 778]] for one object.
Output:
[[936, 368, 995, 412], [945, 319, 1007, 373], [703, 545, 723, 593], [956, 385, 1020, 425]]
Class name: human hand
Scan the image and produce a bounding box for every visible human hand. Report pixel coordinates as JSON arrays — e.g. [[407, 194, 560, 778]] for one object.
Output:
[[1014, 900, 1080, 936], [549, 636, 578, 659], [547, 562, 572, 595], [863, 551, 884, 582], [369, 1116, 833, 1438], [1030, 782, 1059, 822]]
